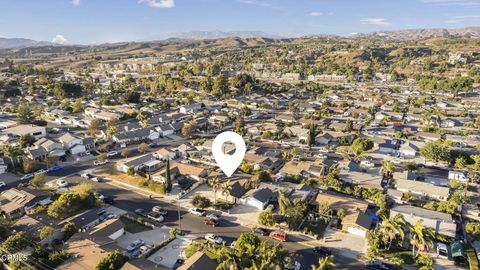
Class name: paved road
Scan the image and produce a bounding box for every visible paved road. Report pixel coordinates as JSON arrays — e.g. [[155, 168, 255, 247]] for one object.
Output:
[[62, 173, 363, 270]]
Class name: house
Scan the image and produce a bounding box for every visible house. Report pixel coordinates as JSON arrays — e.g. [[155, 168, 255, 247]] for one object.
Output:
[[239, 187, 277, 210], [178, 251, 218, 270], [88, 218, 125, 244], [11, 215, 45, 241], [59, 209, 100, 231], [394, 171, 450, 201], [311, 191, 371, 237], [390, 205, 456, 238], [2, 124, 46, 139], [377, 139, 401, 154], [244, 153, 283, 172], [315, 131, 354, 146], [59, 133, 87, 155], [399, 141, 422, 159], [154, 148, 177, 161], [179, 103, 204, 114], [0, 188, 52, 219], [284, 126, 309, 142], [340, 161, 384, 189], [117, 154, 161, 173], [172, 162, 208, 181], [113, 128, 160, 144], [279, 161, 327, 178]]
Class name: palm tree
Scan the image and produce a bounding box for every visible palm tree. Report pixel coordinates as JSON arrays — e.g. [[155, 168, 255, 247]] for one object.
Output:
[[410, 220, 435, 257], [311, 255, 336, 270], [380, 214, 406, 250], [209, 177, 220, 204], [221, 180, 232, 203], [2, 145, 21, 168], [381, 160, 395, 178]]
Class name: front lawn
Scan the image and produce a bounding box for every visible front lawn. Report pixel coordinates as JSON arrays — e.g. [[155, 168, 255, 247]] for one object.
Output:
[[120, 216, 152, 233], [302, 219, 328, 238]]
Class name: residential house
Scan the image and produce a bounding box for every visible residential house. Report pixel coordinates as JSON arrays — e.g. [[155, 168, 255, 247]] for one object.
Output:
[[390, 205, 456, 238], [178, 251, 218, 270], [394, 171, 450, 201], [2, 124, 46, 139], [59, 209, 100, 231], [244, 153, 283, 173], [340, 161, 384, 189], [315, 131, 354, 146], [377, 139, 401, 154], [279, 161, 327, 178], [0, 188, 52, 219], [0, 158, 7, 174], [59, 133, 86, 155], [239, 187, 277, 210]]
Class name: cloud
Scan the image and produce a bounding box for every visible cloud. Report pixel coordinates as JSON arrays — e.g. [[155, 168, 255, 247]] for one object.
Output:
[[139, 0, 175, 8], [360, 18, 392, 26], [309, 11, 323, 17], [52, 34, 68, 45], [71, 0, 81, 6], [421, 0, 480, 6], [236, 0, 279, 9]]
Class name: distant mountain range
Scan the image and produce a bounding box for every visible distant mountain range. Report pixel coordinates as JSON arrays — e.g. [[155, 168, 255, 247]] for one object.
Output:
[[1, 27, 479, 49], [0, 37, 54, 49], [351, 27, 480, 40]]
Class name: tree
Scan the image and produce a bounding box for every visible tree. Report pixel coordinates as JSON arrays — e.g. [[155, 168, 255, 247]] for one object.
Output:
[[307, 124, 316, 147], [169, 228, 177, 238], [95, 250, 125, 270], [455, 156, 467, 169], [233, 115, 246, 135], [350, 137, 373, 157], [410, 220, 435, 257], [2, 145, 22, 168], [3, 232, 31, 253], [97, 153, 107, 162], [121, 149, 130, 158], [318, 202, 333, 223], [258, 210, 274, 226], [191, 195, 211, 209], [337, 209, 346, 220], [381, 160, 395, 177], [278, 190, 293, 215], [39, 226, 54, 240], [311, 255, 336, 270], [209, 177, 220, 203], [19, 134, 36, 148], [416, 253, 434, 270], [126, 166, 135, 176], [137, 143, 149, 154], [466, 222, 480, 239], [17, 101, 34, 124], [379, 214, 406, 250], [72, 98, 83, 113], [212, 75, 228, 97], [61, 222, 77, 240], [221, 180, 232, 202], [343, 119, 353, 132], [87, 119, 102, 138], [31, 174, 46, 188], [472, 154, 480, 171], [420, 141, 450, 163], [165, 159, 172, 192], [234, 233, 260, 251], [239, 160, 252, 174], [181, 124, 194, 137]]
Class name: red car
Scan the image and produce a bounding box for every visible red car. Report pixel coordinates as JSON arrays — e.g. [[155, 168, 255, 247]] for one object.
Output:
[[204, 219, 219, 227], [269, 230, 287, 242]]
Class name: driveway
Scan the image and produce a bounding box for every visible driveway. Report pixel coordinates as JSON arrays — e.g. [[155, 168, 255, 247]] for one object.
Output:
[[322, 227, 367, 260], [147, 237, 191, 268]]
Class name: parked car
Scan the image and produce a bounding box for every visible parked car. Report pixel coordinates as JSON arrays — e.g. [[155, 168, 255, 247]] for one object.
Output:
[[204, 218, 219, 227], [147, 211, 164, 222], [252, 227, 268, 236], [269, 231, 287, 242], [284, 257, 301, 270], [99, 212, 116, 222], [91, 176, 103, 182], [134, 208, 148, 217], [56, 179, 68, 188], [94, 160, 109, 166], [313, 247, 332, 257], [127, 239, 145, 252], [103, 196, 115, 204], [204, 234, 223, 245], [172, 259, 184, 270], [20, 174, 34, 181], [152, 206, 168, 215], [0, 182, 6, 188], [206, 213, 220, 221], [34, 169, 48, 175], [81, 173, 92, 179], [48, 165, 63, 172], [230, 241, 236, 249], [96, 207, 107, 216], [106, 151, 118, 158], [189, 208, 206, 216]]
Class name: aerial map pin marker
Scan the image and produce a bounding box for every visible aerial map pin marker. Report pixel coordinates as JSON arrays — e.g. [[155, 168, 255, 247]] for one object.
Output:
[[212, 131, 246, 177]]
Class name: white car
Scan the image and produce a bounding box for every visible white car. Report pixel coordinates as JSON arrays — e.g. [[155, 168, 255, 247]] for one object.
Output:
[[106, 151, 118, 158], [94, 160, 109, 166], [147, 212, 165, 222], [205, 234, 223, 245], [21, 174, 34, 181], [189, 208, 206, 216], [35, 169, 48, 175], [206, 213, 220, 221], [56, 179, 68, 188], [0, 182, 6, 188], [81, 173, 92, 179], [91, 177, 103, 182]]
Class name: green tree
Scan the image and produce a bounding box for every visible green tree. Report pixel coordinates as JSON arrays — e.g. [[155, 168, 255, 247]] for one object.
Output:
[[234, 233, 260, 251], [126, 166, 135, 176], [466, 222, 480, 239], [95, 250, 125, 270], [420, 141, 450, 163], [416, 253, 434, 270], [311, 255, 336, 270], [455, 156, 467, 169], [209, 177, 220, 203], [72, 98, 84, 113], [258, 210, 274, 227], [381, 160, 395, 177], [39, 226, 54, 240], [137, 142, 149, 154], [221, 180, 232, 202], [3, 232, 31, 253], [307, 124, 317, 147], [379, 214, 406, 250], [121, 149, 130, 158], [212, 75, 228, 97], [31, 174, 46, 188], [410, 220, 435, 257], [318, 202, 333, 223], [350, 137, 373, 157], [17, 101, 34, 124], [169, 228, 177, 238], [61, 222, 77, 240], [191, 195, 211, 209], [19, 134, 36, 148]]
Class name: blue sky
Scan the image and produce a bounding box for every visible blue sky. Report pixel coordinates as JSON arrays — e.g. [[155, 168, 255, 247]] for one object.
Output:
[[0, 0, 479, 44]]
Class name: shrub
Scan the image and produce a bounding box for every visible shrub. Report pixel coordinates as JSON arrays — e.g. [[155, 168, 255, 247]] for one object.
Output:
[[191, 195, 211, 209]]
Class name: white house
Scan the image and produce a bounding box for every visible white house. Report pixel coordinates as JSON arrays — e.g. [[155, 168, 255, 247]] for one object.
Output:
[[239, 188, 276, 210]]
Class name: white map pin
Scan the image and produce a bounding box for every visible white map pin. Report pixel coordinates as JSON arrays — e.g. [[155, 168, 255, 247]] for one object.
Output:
[[212, 131, 246, 177]]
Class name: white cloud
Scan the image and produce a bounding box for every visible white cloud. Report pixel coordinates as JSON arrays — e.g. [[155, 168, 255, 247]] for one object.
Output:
[[139, 0, 175, 8], [421, 0, 480, 6], [360, 18, 392, 26], [52, 34, 68, 45], [71, 0, 81, 6], [309, 11, 323, 17]]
